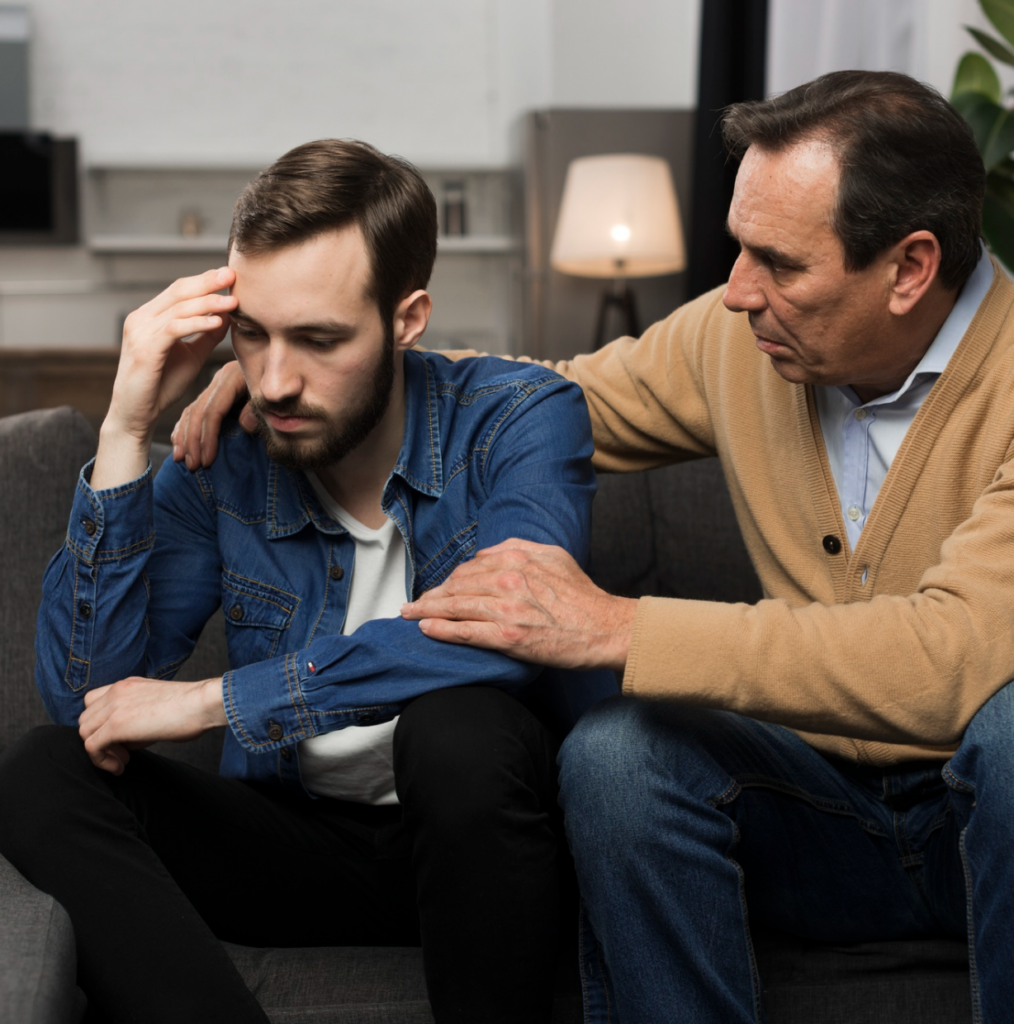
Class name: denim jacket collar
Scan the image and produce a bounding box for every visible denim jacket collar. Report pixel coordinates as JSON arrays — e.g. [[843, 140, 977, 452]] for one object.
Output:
[[264, 350, 445, 541]]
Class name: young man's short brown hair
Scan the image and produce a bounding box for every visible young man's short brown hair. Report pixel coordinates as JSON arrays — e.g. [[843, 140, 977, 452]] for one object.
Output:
[[229, 139, 438, 328]]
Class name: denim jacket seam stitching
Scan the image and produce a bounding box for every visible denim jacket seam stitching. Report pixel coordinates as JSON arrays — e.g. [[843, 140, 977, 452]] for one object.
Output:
[[285, 654, 313, 738], [415, 521, 478, 577], [215, 504, 268, 527], [307, 702, 393, 718], [475, 379, 548, 479], [221, 585, 298, 620], [221, 569, 300, 605], [306, 548, 333, 648], [86, 536, 155, 561]]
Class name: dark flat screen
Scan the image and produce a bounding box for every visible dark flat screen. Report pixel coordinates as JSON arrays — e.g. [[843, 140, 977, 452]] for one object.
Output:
[[0, 133, 54, 232]]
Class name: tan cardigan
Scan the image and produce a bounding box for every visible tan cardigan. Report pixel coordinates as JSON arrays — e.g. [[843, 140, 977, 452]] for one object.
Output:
[[552, 264, 1014, 766]]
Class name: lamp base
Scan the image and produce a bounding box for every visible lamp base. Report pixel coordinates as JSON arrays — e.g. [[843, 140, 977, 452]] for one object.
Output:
[[594, 283, 640, 350]]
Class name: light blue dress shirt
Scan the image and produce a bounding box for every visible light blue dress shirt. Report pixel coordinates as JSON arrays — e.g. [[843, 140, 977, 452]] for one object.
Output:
[[814, 246, 994, 556]]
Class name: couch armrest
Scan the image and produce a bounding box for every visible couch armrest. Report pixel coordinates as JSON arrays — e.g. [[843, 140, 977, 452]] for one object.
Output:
[[0, 853, 83, 1024]]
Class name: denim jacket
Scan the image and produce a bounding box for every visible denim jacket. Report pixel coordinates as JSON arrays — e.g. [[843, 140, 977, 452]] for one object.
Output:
[[36, 351, 615, 787]]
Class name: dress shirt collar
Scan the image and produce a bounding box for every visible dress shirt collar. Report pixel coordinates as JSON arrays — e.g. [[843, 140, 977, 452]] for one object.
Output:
[[836, 243, 995, 409]]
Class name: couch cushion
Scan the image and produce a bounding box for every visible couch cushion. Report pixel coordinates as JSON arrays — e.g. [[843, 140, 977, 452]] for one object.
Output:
[[0, 852, 84, 1024], [223, 944, 582, 1024]]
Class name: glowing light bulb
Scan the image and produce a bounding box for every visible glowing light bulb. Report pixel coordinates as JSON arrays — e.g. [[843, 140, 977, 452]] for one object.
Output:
[[610, 224, 631, 242]]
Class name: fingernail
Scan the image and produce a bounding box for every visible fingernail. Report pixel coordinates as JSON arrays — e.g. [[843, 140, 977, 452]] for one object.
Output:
[[184, 454, 193, 471], [172, 444, 180, 461]]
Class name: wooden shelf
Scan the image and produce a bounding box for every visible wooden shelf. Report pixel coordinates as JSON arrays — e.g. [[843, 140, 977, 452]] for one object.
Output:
[[89, 235, 230, 255], [88, 234, 520, 256], [438, 235, 519, 254]]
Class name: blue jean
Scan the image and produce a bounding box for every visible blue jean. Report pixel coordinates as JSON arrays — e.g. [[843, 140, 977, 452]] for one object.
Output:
[[558, 684, 1014, 1023]]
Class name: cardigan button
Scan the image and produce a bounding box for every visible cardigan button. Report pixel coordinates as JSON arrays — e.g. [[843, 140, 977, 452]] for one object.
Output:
[[329, 565, 344, 581], [822, 535, 842, 555], [268, 722, 283, 742]]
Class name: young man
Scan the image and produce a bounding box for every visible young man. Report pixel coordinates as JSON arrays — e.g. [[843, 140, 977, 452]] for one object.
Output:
[[0, 139, 609, 1024]]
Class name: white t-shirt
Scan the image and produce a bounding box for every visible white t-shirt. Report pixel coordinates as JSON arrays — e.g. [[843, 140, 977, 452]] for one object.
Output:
[[297, 473, 409, 805]]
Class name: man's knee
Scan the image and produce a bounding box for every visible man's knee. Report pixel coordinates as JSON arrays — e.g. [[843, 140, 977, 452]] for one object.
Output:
[[946, 678, 1014, 807], [394, 686, 557, 829], [0, 725, 88, 794], [558, 697, 734, 844], [0, 726, 90, 854]]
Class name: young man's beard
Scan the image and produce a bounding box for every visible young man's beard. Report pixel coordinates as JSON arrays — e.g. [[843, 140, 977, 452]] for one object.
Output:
[[250, 332, 395, 472]]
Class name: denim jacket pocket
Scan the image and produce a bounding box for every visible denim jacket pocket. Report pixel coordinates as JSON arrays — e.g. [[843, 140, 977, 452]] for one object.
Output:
[[221, 570, 298, 664]]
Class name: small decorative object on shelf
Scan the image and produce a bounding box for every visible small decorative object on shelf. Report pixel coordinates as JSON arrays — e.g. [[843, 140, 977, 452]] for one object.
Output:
[[442, 180, 467, 236], [178, 208, 204, 238]]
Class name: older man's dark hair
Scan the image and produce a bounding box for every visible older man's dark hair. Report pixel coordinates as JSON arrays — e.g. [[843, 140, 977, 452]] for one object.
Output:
[[722, 70, 986, 292]]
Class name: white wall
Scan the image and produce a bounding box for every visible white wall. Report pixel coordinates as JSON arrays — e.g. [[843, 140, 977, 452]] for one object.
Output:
[[768, 0, 1000, 99], [549, 0, 699, 107], [26, 0, 699, 169]]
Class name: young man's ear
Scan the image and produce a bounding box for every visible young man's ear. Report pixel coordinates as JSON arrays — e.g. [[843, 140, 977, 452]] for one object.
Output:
[[393, 290, 432, 351]]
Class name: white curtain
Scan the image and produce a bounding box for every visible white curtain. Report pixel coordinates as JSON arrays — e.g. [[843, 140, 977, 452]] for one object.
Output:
[[766, 0, 988, 99]]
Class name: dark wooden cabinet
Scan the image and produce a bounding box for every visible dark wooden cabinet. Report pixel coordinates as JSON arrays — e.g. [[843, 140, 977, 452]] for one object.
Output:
[[0, 347, 235, 443]]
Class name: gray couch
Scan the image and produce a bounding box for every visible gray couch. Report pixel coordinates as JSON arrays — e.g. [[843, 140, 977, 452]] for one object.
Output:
[[0, 406, 972, 1023]]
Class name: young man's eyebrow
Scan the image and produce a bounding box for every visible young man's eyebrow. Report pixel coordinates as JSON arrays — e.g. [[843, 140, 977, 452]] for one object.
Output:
[[229, 308, 356, 335]]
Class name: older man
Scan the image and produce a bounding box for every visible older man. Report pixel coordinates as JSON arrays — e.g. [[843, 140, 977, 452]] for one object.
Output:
[[178, 72, 1014, 1022], [402, 71, 1014, 1023]]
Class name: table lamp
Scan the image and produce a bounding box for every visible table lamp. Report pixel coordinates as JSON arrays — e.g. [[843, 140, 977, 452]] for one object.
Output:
[[550, 154, 686, 349]]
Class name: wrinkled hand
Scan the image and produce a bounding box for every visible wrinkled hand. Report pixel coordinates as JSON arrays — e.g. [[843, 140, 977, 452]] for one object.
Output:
[[78, 677, 227, 774], [401, 539, 637, 671], [171, 359, 255, 471]]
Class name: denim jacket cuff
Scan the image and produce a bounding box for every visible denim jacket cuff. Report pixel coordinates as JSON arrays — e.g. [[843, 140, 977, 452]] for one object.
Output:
[[222, 654, 317, 753], [67, 459, 155, 563]]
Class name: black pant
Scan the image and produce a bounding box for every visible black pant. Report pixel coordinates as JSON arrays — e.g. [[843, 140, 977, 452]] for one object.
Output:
[[0, 686, 572, 1024]]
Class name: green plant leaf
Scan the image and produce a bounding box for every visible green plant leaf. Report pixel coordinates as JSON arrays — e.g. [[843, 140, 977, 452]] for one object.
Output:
[[967, 25, 1014, 66], [990, 155, 1014, 180], [953, 52, 1002, 102], [952, 92, 1014, 169], [983, 172, 1014, 271], [981, 0, 1014, 50]]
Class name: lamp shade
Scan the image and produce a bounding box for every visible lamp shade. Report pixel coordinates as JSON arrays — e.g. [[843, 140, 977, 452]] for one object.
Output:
[[550, 154, 686, 279]]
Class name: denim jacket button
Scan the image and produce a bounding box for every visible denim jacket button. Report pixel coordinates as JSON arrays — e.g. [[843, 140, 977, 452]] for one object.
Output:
[[229, 604, 244, 622], [359, 712, 378, 725], [79, 602, 92, 619], [81, 518, 97, 536], [267, 722, 283, 741], [329, 565, 344, 581]]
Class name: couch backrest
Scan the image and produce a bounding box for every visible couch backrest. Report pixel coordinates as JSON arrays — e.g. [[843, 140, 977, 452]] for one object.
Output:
[[1, 408, 761, 762], [0, 408, 228, 770], [591, 458, 762, 605]]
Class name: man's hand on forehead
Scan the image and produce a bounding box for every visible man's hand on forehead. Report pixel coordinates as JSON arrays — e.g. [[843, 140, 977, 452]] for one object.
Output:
[[91, 267, 238, 491]]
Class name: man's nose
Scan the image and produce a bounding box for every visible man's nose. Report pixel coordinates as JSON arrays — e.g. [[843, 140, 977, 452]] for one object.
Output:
[[259, 343, 302, 403], [723, 253, 765, 314]]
